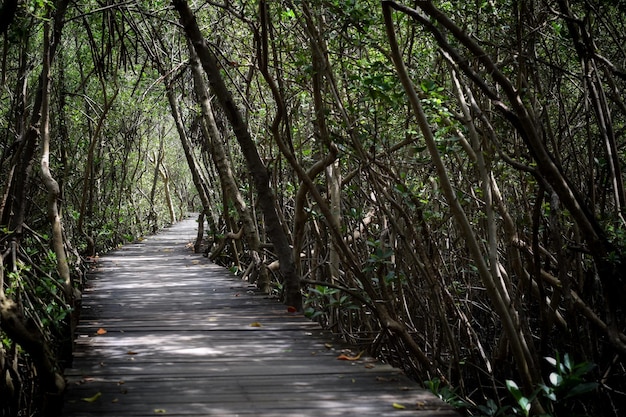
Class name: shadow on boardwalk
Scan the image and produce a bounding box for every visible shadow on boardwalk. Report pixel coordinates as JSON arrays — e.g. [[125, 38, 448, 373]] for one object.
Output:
[[63, 217, 458, 417]]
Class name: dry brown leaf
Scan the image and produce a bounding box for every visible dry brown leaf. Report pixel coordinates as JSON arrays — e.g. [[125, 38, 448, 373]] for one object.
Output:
[[336, 351, 364, 361], [96, 328, 107, 335]]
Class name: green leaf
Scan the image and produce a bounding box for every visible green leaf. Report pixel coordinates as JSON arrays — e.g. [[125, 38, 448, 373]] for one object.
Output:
[[544, 356, 557, 367], [81, 392, 102, 403], [505, 380, 523, 402], [518, 397, 531, 414], [562, 353, 572, 372], [564, 382, 599, 399], [549, 372, 563, 387], [281, 9, 295, 19]]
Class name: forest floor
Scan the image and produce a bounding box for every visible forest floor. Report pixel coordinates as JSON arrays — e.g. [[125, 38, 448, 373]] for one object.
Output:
[[62, 216, 458, 416]]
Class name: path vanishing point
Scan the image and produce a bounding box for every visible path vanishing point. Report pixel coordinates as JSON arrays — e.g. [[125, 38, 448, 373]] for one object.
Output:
[[62, 216, 459, 417]]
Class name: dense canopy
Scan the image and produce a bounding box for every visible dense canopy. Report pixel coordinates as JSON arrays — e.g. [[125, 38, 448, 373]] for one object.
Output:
[[1, 1, 625, 416]]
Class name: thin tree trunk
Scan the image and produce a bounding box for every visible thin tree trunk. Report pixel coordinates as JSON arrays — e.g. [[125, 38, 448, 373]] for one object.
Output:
[[403, 0, 624, 326], [164, 79, 212, 214], [382, 1, 541, 399], [158, 161, 177, 224], [39, 11, 73, 302], [291, 11, 338, 275], [326, 160, 341, 283], [148, 135, 165, 233], [76, 84, 118, 255]]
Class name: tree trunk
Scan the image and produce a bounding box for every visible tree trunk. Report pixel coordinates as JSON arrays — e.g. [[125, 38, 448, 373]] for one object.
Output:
[[173, 0, 301, 310], [158, 162, 177, 224], [0, 2, 70, 414], [40, 20, 73, 301], [383, 1, 542, 403], [164, 78, 212, 214], [187, 41, 269, 291], [406, 0, 625, 326]]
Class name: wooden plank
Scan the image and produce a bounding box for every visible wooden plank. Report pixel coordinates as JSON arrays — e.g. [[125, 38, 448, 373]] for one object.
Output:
[[63, 217, 458, 417]]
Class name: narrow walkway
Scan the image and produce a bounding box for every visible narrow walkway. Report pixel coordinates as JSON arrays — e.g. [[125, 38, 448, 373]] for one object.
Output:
[[63, 217, 458, 416]]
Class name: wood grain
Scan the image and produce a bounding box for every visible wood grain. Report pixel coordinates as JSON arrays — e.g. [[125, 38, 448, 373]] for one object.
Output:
[[63, 217, 458, 417]]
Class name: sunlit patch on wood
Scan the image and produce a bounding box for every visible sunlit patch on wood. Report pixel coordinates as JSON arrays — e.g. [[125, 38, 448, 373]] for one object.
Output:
[[63, 218, 458, 417]]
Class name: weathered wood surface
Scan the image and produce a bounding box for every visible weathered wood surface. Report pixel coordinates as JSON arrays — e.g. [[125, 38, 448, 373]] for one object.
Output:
[[63, 217, 458, 417]]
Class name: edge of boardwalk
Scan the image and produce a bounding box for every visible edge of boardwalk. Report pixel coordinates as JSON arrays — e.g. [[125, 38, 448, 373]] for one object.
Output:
[[62, 217, 459, 417]]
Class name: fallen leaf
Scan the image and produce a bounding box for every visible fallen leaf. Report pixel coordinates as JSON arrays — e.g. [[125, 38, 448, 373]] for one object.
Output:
[[324, 343, 333, 349], [81, 392, 102, 403], [287, 306, 297, 313], [364, 363, 375, 369], [96, 328, 107, 335], [127, 351, 138, 355], [249, 321, 263, 327], [111, 398, 119, 403], [392, 403, 406, 409], [154, 409, 167, 414], [336, 351, 364, 361]]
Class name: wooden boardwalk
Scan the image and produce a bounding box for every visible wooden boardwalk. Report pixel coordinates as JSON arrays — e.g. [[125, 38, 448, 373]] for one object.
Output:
[[62, 217, 458, 417]]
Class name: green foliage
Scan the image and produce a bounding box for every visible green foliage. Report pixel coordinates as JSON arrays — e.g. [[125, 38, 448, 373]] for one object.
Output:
[[25, 0, 54, 18], [304, 285, 359, 320], [425, 377, 468, 409], [476, 399, 513, 417], [505, 380, 533, 417], [1, 0, 624, 415], [539, 354, 599, 405], [362, 239, 394, 273], [424, 354, 598, 417]]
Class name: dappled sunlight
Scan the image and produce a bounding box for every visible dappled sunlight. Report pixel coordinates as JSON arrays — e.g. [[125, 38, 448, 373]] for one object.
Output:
[[64, 218, 456, 417], [76, 327, 315, 362]]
